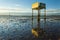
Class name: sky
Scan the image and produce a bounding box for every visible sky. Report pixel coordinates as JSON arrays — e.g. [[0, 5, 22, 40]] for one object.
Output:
[[0, 0, 60, 15]]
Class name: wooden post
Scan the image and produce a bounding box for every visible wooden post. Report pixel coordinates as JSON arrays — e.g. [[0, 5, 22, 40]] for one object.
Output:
[[37, 9, 40, 30], [37, 9, 40, 39], [44, 8, 46, 28], [32, 9, 33, 28]]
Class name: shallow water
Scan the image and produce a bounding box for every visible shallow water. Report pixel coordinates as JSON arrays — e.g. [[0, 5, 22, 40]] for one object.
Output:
[[0, 16, 60, 40]]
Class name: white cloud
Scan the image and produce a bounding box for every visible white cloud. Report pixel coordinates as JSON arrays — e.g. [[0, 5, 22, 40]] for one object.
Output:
[[0, 7, 60, 15], [0, 7, 31, 12], [0, 7, 32, 15], [46, 9, 60, 13]]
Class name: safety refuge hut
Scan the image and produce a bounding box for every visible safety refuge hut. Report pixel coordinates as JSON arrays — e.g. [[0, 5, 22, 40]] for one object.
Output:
[[32, 2, 46, 38]]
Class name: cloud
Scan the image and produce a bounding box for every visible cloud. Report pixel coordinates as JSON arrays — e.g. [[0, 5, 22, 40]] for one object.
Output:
[[46, 9, 60, 13], [0, 7, 31, 13], [0, 7, 60, 15], [0, 7, 32, 15], [0, 7, 60, 13]]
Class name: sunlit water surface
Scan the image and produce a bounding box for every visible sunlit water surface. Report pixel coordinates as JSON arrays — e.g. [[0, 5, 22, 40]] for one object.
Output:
[[0, 16, 60, 40]]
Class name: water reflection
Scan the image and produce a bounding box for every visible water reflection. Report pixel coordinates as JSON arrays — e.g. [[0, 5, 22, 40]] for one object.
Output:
[[0, 16, 60, 40]]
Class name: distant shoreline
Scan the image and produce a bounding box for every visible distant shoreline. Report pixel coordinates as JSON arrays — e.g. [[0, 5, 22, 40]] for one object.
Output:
[[0, 15, 60, 20]]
